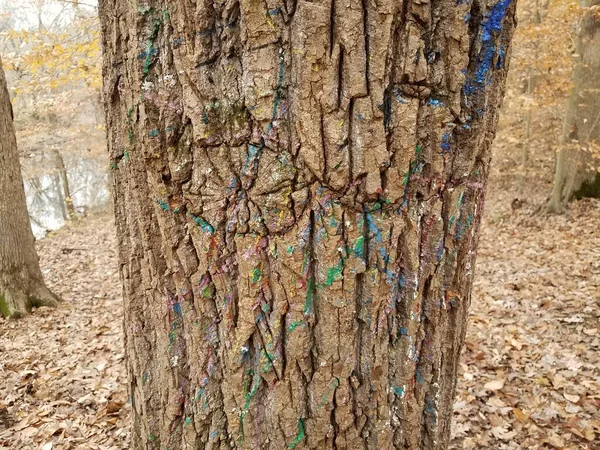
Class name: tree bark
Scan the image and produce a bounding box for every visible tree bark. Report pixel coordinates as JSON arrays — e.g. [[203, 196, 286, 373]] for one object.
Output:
[[99, 0, 516, 448], [545, 0, 600, 212], [0, 58, 59, 318]]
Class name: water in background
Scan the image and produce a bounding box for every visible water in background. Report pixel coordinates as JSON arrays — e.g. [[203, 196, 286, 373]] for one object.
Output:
[[23, 151, 110, 238]]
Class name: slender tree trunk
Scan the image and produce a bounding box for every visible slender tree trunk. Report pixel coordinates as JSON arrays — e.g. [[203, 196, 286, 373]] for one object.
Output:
[[53, 171, 69, 221], [0, 58, 59, 318], [99, 0, 516, 448], [53, 149, 77, 220], [545, 0, 600, 212]]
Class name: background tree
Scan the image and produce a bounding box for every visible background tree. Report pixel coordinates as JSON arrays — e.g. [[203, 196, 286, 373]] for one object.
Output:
[[545, 0, 600, 212], [0, 57, 59, 318], [99, 0, 517, 448]]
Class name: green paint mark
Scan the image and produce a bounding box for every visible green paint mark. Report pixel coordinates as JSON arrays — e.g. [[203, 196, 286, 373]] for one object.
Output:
[[287, 245, 294, 255], [393, 386, 405, 397], [301, 249, 310, 275], [201, 285, 213, 299], [261, 355, 273, 374], [324, 259, 343, 287], [125, 151, 130, 161], [353, 235, 365, 259], [288, 320, 303, 332], [168, 329, 177, 345], [149, 433, 156, 442], [304, 277, 315, 315], [184, 417, 192, 425], [402, 171, 409, 185], [416, 144, 422, 155], [448, 216, 456, 228], [157, 199, 170, 211], [319, 378, 340, 408], [188, 213, 215, 234], [109, 162, 117, 170], [288, 419, 305, 448], [251, 268, 261, 283], [143, 18, 163, 76], [239, 371, 261, 425]]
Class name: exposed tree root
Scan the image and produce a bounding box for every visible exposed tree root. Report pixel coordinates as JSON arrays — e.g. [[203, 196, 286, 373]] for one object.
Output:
[[0, 283, 60, 319]]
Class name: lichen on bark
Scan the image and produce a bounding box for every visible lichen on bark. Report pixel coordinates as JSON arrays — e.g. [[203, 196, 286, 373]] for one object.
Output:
[[99, 0, 517, 447]]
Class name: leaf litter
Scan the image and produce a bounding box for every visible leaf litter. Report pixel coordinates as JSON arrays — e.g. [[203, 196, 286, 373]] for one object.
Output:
[[0, 195, 598, 449]]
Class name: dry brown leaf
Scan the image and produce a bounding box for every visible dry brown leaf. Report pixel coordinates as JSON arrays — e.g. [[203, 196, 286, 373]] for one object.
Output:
[[484, 379, 505, 391], [512, 408, 530, 424], [563, 393, 580, 403]]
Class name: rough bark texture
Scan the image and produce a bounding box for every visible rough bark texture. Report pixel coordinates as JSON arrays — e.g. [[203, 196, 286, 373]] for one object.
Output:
[[546, 0, 600, 212], [99, 0, 516, 448], [0, 58, 59, 318]]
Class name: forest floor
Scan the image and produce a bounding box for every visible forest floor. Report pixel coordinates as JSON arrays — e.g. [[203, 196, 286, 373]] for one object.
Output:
[[0, 194, 599, 450]]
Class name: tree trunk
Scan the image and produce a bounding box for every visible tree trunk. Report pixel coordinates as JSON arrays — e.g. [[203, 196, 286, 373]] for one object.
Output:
[[53, 149, 77, 220], [99, 0, 516, 448], [545, 0, 600, 212], [0, 58, 59, 318]]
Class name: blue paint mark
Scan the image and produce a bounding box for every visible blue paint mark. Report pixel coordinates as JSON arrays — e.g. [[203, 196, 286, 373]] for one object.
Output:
[[394, 88, 409, 104], [268, 7, 280, 15], [441, 132, 452, 152], [428, 98, 443, 108], [366, 212, 396, 285], [416, 370, 425, 384], [463, 0, 513, 100], [455, 213, 474, 240], [138, 47, 158, 60], [483, 0, 513, 41], [172, 37, 184, 47], [242, 143, 263, 176], [173, 302, 182, 317], [496, 44, 506, 69], [148, 129, 160, 138], [436, 242, 444, 262], [157, 199, 170, 211], [188, 213, 215, 234], [400, 327, 409, 336]]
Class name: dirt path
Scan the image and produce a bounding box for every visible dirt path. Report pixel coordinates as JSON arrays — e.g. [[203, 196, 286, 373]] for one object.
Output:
[[1, 200, 598, 449]]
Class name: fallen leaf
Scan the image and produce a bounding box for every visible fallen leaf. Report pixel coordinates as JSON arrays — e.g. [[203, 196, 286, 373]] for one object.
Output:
[[563, 393, 580, 403], [484, 379, 505, 391], [512, 408, 530, 424]]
